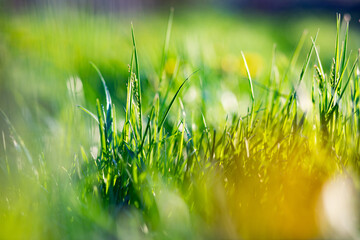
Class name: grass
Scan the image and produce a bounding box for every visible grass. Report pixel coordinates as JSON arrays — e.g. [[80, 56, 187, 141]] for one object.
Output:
[[0, 8, 360, 240], [77, 13, 359, 239]]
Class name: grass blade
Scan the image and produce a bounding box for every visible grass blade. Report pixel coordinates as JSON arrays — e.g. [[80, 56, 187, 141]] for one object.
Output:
[[90, 62, 112, 111], [159, 70, 199, 130], [77, 105, 99, 124], [298, 31, 318, 86], [241, 51, 255, 103], [131, 23, 143, 139]]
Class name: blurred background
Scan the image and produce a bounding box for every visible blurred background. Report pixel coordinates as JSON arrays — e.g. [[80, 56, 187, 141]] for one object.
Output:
[[3, 0, 360, 14], [1, 0, 360, 193], [1, 0, 360, 145]]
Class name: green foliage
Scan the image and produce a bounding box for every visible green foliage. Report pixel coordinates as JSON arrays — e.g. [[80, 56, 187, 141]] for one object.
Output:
[[76, 14, 359, 238], [1, 10, 360, 239]]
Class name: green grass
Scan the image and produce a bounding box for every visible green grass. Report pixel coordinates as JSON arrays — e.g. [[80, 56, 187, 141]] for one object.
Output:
[[0, 8, 360, 240]]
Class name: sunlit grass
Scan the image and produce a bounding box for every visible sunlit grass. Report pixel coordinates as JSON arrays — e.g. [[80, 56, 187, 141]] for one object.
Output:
[[0, 8, 359, 240]]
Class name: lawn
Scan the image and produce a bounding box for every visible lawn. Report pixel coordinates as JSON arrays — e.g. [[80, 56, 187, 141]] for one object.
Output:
[[0, 7, 359, 239]]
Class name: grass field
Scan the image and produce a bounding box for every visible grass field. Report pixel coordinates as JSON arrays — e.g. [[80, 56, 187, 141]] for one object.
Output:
[[0, 7, 360, 239]]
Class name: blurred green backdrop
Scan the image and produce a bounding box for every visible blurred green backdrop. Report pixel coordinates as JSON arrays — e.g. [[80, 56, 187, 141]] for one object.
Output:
[[0, 2, 360, 239]]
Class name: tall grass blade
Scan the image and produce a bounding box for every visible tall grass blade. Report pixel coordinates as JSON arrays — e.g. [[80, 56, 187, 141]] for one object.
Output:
[[241, 51, 255, 102], [159, 70, 199, 130], [282, 30, 308, 83], [131, 23, 143, 139], [96, 99, 107, 153], [340, 19, 349, 74], [77, 105, 99, 124], [90, 62, 112, 110], [298, 31, 318, 85], [334, 14, 341, 84]]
